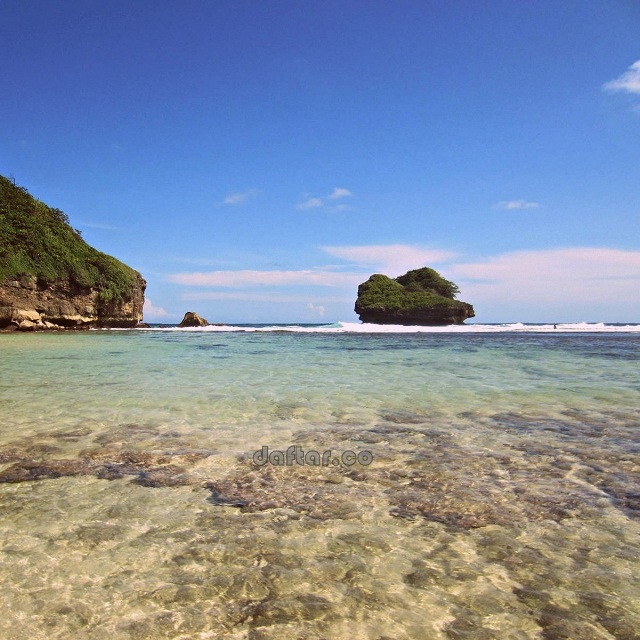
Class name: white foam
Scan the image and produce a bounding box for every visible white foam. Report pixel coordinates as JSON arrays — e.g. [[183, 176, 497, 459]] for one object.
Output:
[[133, 321, 640, 334]]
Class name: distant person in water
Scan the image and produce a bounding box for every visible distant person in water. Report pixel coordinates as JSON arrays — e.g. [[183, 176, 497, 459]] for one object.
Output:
[[553, 324, 557, 329]]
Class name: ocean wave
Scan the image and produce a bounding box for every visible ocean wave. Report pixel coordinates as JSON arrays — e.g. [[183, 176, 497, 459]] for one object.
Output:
[[132, 321, 640, 334]]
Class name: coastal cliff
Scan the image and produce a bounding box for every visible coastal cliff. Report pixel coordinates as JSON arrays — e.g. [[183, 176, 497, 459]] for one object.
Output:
[[0, 175, 145, 330], [355, 267, 474, 325]]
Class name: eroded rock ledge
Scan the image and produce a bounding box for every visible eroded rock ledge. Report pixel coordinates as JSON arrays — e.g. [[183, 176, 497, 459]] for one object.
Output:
[[0, 273, 145, 330]]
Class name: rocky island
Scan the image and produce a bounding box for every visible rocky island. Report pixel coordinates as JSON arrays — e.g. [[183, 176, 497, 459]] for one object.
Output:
[[0, 175, 145, 330], [178, 311, 210, 327], [355, 267, 474, 325]]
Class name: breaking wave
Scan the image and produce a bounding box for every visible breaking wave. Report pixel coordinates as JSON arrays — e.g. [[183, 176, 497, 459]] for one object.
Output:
[[132, 321, 640, 333]]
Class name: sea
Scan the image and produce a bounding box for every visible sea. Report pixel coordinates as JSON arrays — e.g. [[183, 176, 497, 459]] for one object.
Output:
[[1, 321, 639, 639]]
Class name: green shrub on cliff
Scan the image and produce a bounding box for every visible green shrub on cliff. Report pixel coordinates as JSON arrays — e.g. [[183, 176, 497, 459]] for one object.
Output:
[[356, 268, 459, 308], [354, 267, 474, 325], [0, 175, 137, 303], [395, 267, 459, 298]]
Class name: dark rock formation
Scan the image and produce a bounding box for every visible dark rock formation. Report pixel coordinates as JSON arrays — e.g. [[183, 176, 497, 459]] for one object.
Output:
[[0, 175, 145, 329], [178, 311, 210, 327], [354, 267, 474, 325]]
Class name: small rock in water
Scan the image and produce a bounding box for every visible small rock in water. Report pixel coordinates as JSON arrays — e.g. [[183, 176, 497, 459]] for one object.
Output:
[[178, 311, 210, 327]]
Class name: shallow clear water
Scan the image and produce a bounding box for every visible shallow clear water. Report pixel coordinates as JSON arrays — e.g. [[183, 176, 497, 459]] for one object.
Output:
[[1, 327, 639, 639]]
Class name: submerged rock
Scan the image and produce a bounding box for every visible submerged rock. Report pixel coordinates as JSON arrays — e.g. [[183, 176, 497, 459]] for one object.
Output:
[[178, 311, 210, 327], [354, 267, 474, 325]]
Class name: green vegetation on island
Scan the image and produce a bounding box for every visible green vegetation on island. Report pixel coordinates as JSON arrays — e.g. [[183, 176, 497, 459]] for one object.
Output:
[[355, 267, 474, 325], [0, 174, 145, 329], [0, 174, 137, 304]]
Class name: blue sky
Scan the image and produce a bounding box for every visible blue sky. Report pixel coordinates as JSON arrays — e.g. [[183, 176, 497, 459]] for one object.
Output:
[[2, 1, 639, 323]]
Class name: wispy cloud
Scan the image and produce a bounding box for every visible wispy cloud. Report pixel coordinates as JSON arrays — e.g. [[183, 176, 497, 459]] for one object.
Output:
[[168, 269, 362, 288], [449, 247, 640, 310], [296, 197, 323, 210], [297, 187, 353, 211], [180, 291, 351, 303], [143, 298, 168, 319], [603, 60, 640, 95], [306, 302, 326, 317], [496, 200, 540, 210], [328, 187, 353, 200], [224, 189, 258, 205], [166, 245, 640, 321], [77, 221, 119, 230], [322, 244, 457, 276], [168, 245, 455, 295]]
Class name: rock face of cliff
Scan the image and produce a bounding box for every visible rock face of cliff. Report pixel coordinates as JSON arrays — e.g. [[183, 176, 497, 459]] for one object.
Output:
[[0, 273, 145, 329], [0, 175, 145, 330], [354, 267, 474, 325]]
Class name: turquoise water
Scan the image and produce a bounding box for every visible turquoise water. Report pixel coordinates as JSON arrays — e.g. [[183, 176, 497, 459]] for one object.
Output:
[[1, 326, 639, 639]]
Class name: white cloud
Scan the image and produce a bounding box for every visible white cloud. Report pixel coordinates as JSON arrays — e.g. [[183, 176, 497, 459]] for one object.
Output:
[[322, 244, 458, 276], [77, 221, 118, 230], [143, 298, 168, 319], [603, 60, 640, 95], [180, 291, 350, 304], [449, 247, 640, 311], [306, 302, 326, 317], [167, 245, 640, 321], [297, 188, 353, 210], [497, 200, 540, 210], [296, 197, 323, 210], [168, 269, 363, 288], [329, 188, 353, 200], [224, 190, 258, 205]]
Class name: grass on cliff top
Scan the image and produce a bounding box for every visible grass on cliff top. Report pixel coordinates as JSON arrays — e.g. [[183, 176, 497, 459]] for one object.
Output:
[[0, 175, 138, 302]]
